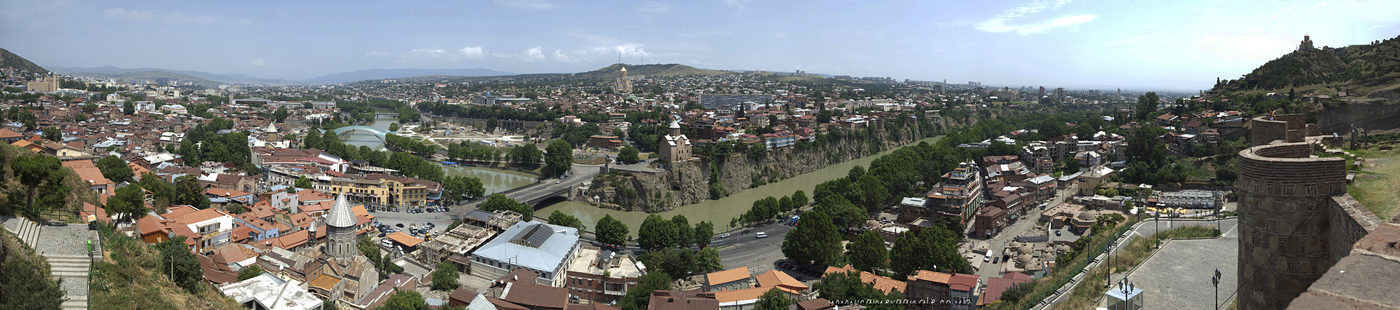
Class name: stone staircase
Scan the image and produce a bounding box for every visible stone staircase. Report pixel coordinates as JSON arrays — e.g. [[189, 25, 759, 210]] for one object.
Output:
[[2, 217, 92, 309], [48, 254, 91, 310], [1, 216, 42, 248]]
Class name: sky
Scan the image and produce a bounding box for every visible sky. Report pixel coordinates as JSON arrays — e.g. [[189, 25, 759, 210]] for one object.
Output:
[[3, 0, 1399, 90]]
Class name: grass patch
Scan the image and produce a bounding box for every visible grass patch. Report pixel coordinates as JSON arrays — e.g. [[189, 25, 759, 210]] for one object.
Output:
[[1345, 149, 1400, 220], [1055, 225, 1219, 310], [90, 224, 243, 310]]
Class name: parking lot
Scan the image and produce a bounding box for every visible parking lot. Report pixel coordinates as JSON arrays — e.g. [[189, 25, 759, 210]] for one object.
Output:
[[367, 205, 463, 243]]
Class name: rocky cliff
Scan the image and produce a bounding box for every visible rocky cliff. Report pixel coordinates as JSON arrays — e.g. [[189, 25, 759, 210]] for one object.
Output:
[[585, 124, 926, 212]]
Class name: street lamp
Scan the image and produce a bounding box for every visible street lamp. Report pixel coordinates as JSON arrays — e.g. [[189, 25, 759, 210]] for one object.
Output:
[[1212, 268, 1221, 310]]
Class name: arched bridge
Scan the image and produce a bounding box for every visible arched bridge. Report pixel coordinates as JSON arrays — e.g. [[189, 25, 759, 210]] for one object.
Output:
[[333, 126, 393, 141]]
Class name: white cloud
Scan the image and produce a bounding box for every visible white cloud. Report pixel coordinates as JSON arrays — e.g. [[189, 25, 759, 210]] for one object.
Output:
[[494, 0, 559, 9], [521, 47, 546, 62], [104, 7, 219, 25], [399, 44, 658, 64], [721, 0, 753, 10], [457, 47, 486, 58], [104, 7, 157, 21], [252, 58, 267, 66], [976, 0, 1096, 35], [365, 51, 392, 57], [636, 3, 671, 14], [678, 30, 731, 38]]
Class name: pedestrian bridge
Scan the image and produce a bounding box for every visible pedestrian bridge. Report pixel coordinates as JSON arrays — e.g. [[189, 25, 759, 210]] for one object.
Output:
[[333, 126, 393, 141]]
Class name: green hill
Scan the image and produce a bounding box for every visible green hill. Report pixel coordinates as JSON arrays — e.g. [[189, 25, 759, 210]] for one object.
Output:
[[1213, 35, 1400, 97], [0, 48, 49, 74]]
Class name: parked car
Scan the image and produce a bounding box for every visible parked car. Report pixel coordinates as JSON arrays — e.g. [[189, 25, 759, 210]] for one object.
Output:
[[993, 256, 1000, 264], [756, 232, 768, 238]]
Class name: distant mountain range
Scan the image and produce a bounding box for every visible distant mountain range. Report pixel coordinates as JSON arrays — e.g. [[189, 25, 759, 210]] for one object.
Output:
[[0, 48, 49, 74], [46, 66, 516, 86], [302, 68, 514, 84]]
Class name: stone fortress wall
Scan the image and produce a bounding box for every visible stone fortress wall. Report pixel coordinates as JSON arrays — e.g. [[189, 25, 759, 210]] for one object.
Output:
[[1236, 141, 1382, 309]]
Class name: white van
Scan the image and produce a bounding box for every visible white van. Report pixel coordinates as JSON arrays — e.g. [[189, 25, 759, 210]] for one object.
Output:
[[756, 232, 768, 238]]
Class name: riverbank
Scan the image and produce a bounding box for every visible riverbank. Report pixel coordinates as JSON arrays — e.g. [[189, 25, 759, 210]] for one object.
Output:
[[539, 135, 942, 236]]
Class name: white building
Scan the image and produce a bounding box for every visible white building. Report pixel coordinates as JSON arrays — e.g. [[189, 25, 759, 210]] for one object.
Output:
[[470, 221, 581, 287]]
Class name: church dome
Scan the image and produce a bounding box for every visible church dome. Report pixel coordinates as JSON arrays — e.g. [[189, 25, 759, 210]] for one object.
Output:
[[1017, 244, 1033, 255], [325, 193, 358, 228]]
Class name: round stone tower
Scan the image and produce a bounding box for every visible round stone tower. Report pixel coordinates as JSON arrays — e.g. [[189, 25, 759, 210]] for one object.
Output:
[[324, 193, 359, 259], [1236, 142, 1346, 309]]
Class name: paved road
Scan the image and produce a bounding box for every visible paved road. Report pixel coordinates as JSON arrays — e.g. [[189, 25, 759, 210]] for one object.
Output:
[[717, 222, 802, 277], [975, 188, 1072, 281]]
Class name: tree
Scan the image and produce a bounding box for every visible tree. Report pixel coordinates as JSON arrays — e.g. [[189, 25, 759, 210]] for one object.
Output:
[[74, 113, 88, 122], [638, 214, 677, 251], [96, 155, 135, 184], [618, 146, 640, 163], [755, 287, 794, 310], [781, 210, 841, 266], [106, 184, 147, 223], [139, 172, 174, 202], [547, 210, 585, 230], [0, 241, 66, 310], [173, 175, 210, 209], [295, 176, 314, 190], [303, 131, 322, 150], [693, 221, 715, 247], [508, 144, 543, 165], [595, 214, 629, 247], [848, 165, 866, 181], [848, 231, 889, 272], [431, 261, 460, 291], [123, 101, 134, 115], [479, 194, 532, 219], [791, 190, 809, 209], [619, 271, 671, 310], [272, 108, 289, 123], [695, 247, 724, 273], [1134, 92, 1160, 121], [888, 226, 969, 278], [12, 154, 62, 214], [389, 122, 400, 132], [812, 271, 903, 310], [380, 289, 430, 310], [157, 236, 204, 293], [82, 102, 98, 114], [544, 140, 573, 177], [41, 127, 59, 141], [671, 215, 693, 248], [238, 264, 265, 281]]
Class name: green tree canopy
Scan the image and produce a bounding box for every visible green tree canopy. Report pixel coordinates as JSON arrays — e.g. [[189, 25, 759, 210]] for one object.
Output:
[[671, 214, 693, 248], [380, 289, 430, 310], [547, 210, 585, 231], [173, 175, 210, 209], [595, 214, 629, 247], [619, 271, 671, 310], [431, 261, 460, 291], [617, 146, 640, 163], [238, 264, 265, 281], [96, 155, 135, 184], [479, 194, 532, 219], [638, 214, 677, 251], [106, 184, 147, 223], [544, 140, 573, 177], [848, 231, 889, 272], [781, 210, 841, 266], [755, 287, 793, 310], [156, 236, 204, 293], [41, 127, 59, 141], [692, 221, 714, 247]]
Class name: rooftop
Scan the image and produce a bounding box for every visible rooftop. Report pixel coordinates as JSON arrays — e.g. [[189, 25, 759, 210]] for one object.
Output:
[[472, 220, 579, 275], [218, 273, 322, 310]]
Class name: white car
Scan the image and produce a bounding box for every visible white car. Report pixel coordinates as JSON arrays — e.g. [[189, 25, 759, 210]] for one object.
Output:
[[756, 232, 767, 238]]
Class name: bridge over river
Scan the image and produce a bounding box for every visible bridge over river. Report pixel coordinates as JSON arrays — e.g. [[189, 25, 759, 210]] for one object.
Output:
[[463, 165, 603, 211]]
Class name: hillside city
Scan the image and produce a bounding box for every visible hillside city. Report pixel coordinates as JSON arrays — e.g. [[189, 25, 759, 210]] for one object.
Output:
[[2, 33, 1400, 310]]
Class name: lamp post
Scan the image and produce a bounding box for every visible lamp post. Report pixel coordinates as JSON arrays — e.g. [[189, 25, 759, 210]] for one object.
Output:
[[1212, 268, 1221, 310]]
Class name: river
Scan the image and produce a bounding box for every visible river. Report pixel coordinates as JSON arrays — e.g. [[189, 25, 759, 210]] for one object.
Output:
[[540, 136, 943, 236]]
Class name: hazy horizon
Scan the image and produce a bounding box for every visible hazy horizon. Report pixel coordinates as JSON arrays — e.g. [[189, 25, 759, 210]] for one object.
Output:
[[3, 0, 1398, 89]]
